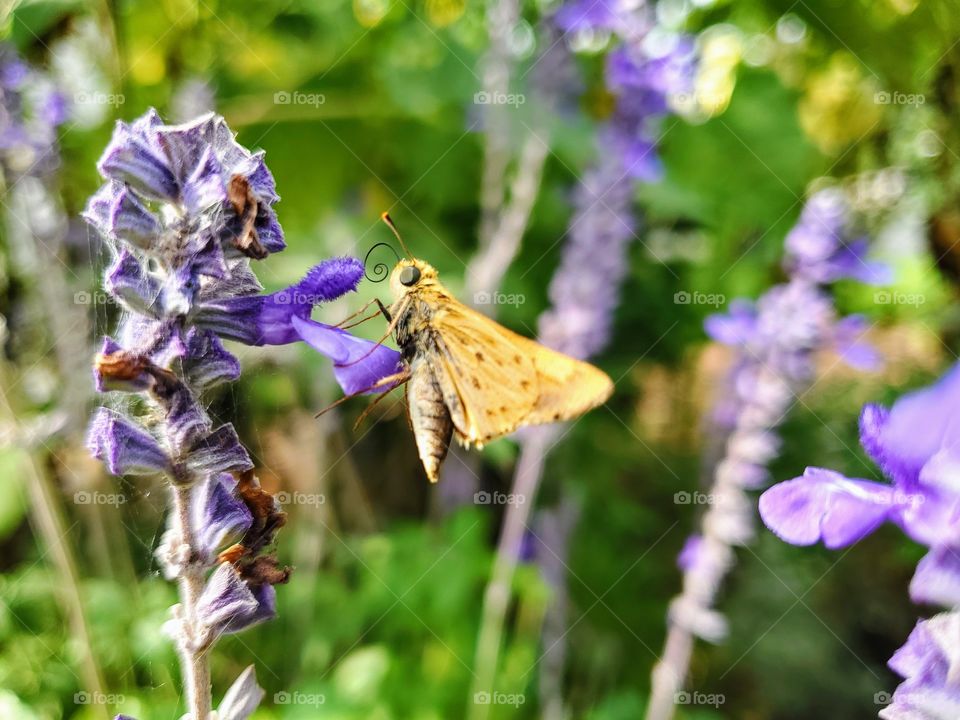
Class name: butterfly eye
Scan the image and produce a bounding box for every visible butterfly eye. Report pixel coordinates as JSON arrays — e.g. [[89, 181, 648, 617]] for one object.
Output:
[[399, 266, 421, 286]]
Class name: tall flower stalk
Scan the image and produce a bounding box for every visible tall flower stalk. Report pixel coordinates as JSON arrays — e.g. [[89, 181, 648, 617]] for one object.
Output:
[[646, 189, 887, 720], [469, 4, 695, 717], [0, 45, 113, 716], [84, 109, 399, 718], [760, 361, 960, 718]]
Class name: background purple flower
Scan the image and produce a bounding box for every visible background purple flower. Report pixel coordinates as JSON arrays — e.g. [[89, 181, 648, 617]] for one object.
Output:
[[647, 189, 885, 720], [759, 359, 960, 718], [0, 44, 66, 180]]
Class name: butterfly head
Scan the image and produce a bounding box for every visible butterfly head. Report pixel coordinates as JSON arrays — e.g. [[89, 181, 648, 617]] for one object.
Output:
[[389, 258, 437, 298]]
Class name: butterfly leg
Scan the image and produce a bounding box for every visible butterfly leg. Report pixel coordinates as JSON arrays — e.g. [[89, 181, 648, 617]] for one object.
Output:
[[352, 373, 412, 430], [339, 297, 410, 368], [314, 368, 411, 419], [332, 298, 386, 329]]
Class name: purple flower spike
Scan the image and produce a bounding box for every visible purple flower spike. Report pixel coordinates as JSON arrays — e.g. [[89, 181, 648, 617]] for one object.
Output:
[[84, 107, 375, 717], [653, 187, 885, 717], [87, 408, 170, 476], [291, 315, 404, 395], [0, 46, 66, 178]]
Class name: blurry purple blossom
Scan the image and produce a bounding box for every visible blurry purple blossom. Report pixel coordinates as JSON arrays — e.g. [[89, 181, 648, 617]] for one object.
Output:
[[540, 6, 695, 357], [648, 190, 885, 720], [759, 356, 960, 717], [784, 188, 891, 285], [0, 45, 66, 179]]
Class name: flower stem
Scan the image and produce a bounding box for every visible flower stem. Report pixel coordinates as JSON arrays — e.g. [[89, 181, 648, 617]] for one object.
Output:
[[469, 427, 553, 720], [0, 363, 110, 719], [646, 364, 787, 720], [171, 483, 212, 720]]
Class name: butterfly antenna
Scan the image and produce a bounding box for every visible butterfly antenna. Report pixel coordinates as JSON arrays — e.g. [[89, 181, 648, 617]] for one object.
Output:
[[381, 212, 413, 258]]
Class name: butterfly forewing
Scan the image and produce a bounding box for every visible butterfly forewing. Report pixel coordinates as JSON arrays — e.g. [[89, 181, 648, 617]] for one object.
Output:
[[422, 293, 612, 445]]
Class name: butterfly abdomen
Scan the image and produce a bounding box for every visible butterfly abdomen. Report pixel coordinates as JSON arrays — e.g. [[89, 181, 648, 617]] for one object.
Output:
[[406, 361, 453, 483]]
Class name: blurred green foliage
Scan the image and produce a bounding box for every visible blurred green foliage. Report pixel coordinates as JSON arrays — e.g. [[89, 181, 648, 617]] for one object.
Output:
[[2, 0, 960, 718]]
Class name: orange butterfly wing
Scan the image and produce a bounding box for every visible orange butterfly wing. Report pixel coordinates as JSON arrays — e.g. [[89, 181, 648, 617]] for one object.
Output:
[[424, 294, 613, 446]]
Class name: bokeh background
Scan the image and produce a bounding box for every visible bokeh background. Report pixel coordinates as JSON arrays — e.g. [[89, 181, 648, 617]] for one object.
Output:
[[2, 0, 960, 718]]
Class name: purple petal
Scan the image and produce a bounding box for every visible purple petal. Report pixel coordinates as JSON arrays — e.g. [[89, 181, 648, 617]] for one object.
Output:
[[705, 300, 757, 346], [105, 249, 162, 317], [253, 207, 285, 253], [192, 474, 253, 561], [153, 380, 207, 450], [888, 620, 943, 681], [859, 362, 960, 486], [182, 424, 254, 479], [87, 408, 169, 475], [98, 120, 178, 201], [291, 316, 404, 395], [182, 145, 226, 215], [287, 257, 364, 304], [198, 258, 364, 346], [182, 329, 240, 389], [197, 563, 273, 636], [677, 535, 702, 572], [833, 315, 881, 371], [758, 467, 895, 549], [217, 665, 265, 720], [84, 183, 162, 251], [910, 546, 960, 607]]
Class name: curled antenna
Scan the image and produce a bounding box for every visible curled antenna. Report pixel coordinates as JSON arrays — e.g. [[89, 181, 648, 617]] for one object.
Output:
[[363, 242, 400, 282], [381, 212, 413, 258]]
